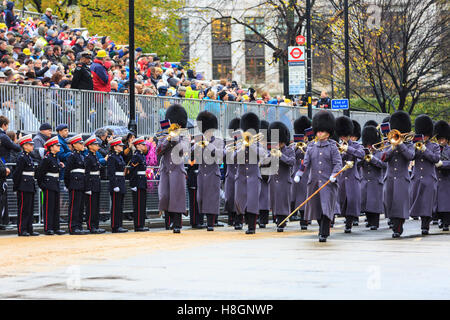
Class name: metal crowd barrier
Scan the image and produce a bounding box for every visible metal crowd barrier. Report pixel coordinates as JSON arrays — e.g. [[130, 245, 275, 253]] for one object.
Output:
[[0, 84, 389, 137]]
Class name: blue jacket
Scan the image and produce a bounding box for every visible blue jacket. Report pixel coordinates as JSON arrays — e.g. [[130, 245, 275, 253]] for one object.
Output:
[[4, 2, 16, 29], [41, 13, 54, 27], [57, 135, 72, 163]]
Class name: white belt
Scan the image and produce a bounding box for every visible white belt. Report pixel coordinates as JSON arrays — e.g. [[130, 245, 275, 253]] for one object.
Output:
[[71, 169, 85, 174], [137, 171, 146, 175], [22, 172, 34, 176], [115, 172, 125, 176], [90, 171, 100, 175], [46, 173, 59, 178]]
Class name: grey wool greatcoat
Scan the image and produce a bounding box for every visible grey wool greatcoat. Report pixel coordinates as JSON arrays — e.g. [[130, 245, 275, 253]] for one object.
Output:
[[304, 139, 343, 221], [234, 143, 267, 215], [157, 135, 189, 214], [338, 140, 365, 217], [224, 144, 238, 213], [290, 147, 310, 209], [359, 150, 387, 214], [270, 145, 296, 216], [382, 142, 415, 219], [193, 136, 222, 215], [435, 145, 450, 213], [259, 147, 271, 212], [409, 141, 440, 217]]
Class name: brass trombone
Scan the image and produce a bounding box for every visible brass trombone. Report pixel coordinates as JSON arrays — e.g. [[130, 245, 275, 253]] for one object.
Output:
[[225, 131, 264, 151]]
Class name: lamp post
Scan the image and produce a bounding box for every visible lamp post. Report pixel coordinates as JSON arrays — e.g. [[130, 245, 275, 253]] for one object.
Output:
[[306, 0, 312, 119], [344, 0, 350, 117], [128, 0, 137, 135]]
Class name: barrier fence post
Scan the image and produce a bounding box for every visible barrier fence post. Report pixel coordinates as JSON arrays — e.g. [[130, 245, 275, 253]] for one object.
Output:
[[13, 85, 21, 131], [75, 90, 82, 133]]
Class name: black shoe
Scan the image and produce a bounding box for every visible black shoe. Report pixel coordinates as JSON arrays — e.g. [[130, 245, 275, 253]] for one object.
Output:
[[277, 227, 284, 232], [352, 221, 359, 226], [259, 224, 266, 229], [246, 230, 255, 234], [45, 230, 55, 235], [344, 228, 352, 234], [392, 233, 401, 238], [319, 236, 327, 242], [301, 226, 308, 230], [443, 227, 449, 232], [370, 226, 378, 231], [421, 230, 429, 235], [173, 228, 181, 234], [112, 227, 128, 233], [207, 227, 214, 232], [234, 224, 243, 230], [19, 232, 30, 237], [70, 229, 85, 235], [135, 227, 149, 232], [55, 230, 66, 235], [30, 232, 40, 236]]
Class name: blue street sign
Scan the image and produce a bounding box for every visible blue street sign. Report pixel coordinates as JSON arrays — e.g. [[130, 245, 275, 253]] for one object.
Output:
[[331, 99, 349, 110]]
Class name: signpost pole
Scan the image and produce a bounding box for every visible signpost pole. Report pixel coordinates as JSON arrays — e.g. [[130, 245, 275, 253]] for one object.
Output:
[[306, 0, 312, 119], [128, 0, 137, 135], [344, 0, 350, 117]]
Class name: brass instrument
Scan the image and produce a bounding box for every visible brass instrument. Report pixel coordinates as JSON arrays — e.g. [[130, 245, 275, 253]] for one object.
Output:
[[429, 135, 438, 143], [387, 129, 415, 145], [289, 141, 307, 153], [195, 140, 209, 148], [336, 140, 348, 154], [156, 123, 190, 140], [415, 141, 424, 151], [270, 147, 282, 158], [226, 132, 264, 151], [364, 153, 372, 162]]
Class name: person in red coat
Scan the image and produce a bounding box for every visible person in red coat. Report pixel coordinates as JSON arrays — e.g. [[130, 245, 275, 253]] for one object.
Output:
[[90, 50, 112, 92]]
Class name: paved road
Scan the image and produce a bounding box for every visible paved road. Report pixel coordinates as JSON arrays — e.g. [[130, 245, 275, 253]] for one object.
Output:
[[0, 218, 448, 300]]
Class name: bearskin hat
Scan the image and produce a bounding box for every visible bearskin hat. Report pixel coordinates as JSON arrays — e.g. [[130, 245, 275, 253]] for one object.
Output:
[[433, 120, 450, 140], [414, 114, 434, 137], [240, 112, 260, 133], [364, 120, 378, 128], [165, 104, 187, 128], [268, 121, 290, 145], [294, 116, 311, 135], [352, 120, 361, 140], [196, 111, 218, 133], [228, 117, 241, 131], [390, 111, 411, 134], [312, 110, 335, 136], [335, 116, 354, 137], [362, 125, 381, 147]]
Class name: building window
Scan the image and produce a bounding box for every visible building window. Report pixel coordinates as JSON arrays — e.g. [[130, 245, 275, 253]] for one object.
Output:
[[178, 19, 190, 64], [245, 17, 265, 84], [212, 18, 232, 80]]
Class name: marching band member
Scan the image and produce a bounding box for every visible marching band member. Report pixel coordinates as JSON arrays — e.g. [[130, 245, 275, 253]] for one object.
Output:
[[129, 136, 150, 232], [13, 135, 39, 237], [187, 143, 204, 229], [235, 112, 266, 235], [224, 118, 243, 229], [434, 120, 450, 232], [335, 116, 365, 233], [409, 115, 440, 235], [303, 111, 342, 242], [65, 135, 89, 235], [291, 116, 311, 230], [351, 120, 361, 142], [84, 136, 106, 234], [36, 136, 65, 235], [382, 111, 415, 238], [360, 126, 386, 230], [108, 137, 128, 233], [268, 121, 295, 232], [193, 111, 222, 232], [258, 120, 270, 228], [157, 104, 190, 234]]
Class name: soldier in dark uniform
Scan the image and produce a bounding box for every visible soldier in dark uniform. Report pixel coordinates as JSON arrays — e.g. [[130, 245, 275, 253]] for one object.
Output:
[[65, 135, 89, 235], [71, 51, 94, 90], [351, 120, 362, 226], [434, 121, 450, 231], [84, 135, 106, 234], [268, 121, 295, 232], [12, 135, 39, 237], [234, 113, 267, 235], [224, 118, 242, 229], [303, 111, 342, 242], [335, 116, 365, 233], [129, 136, 149, 232], [193, 111, 222, 232], [36, 136, 65, 235], [157, 104, 190, 234], [258, 120, 270, 228], [409, 115, 440, 235], [108, 137, 128, 233], [382, 111, 415, 238], [291, 116, 311, 230], [359, 126, 386, 230]]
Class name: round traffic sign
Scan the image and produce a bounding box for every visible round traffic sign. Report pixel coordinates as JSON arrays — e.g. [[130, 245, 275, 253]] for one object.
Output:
[[296, 35, 306, 45]]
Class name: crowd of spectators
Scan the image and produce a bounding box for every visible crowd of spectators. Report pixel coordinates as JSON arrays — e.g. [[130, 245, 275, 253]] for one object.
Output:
[[0, 1, 334, 110]]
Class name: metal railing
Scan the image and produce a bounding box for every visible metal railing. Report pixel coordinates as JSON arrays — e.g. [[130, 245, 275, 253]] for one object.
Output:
[[0, 84, 389, 137]]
